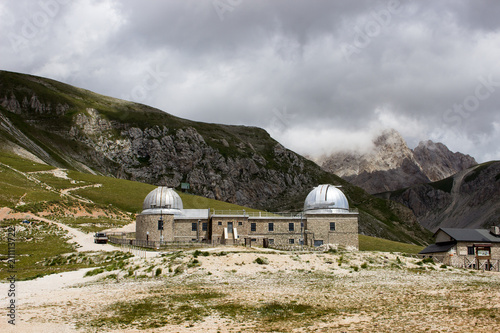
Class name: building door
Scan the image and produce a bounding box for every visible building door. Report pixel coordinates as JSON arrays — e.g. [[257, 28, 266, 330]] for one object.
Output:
[[227, 222, 233, 233]]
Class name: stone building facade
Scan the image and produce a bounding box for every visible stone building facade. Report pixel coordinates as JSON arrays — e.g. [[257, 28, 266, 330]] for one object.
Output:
[[419, 227, 500, 270], [136, 184, 359, 249]]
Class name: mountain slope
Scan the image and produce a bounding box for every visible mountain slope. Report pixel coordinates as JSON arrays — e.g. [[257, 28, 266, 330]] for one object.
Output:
[[319, 129, 476, 194], [381, 161, 500, 232], [0, 70, 432, 244]]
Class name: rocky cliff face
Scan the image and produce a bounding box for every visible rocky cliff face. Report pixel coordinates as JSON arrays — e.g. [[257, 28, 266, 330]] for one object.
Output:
[[319, 129, 476, 194], [413, 140, 477, 182], [383, 162, 500, 231]]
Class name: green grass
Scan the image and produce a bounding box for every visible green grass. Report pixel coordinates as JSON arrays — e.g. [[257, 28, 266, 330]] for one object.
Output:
[[0, 220, 76, 280], [359, 234, 425, 254], [57, 216, 132, 233], [0, 151, 55, 172], [429, 176, 454, 193]]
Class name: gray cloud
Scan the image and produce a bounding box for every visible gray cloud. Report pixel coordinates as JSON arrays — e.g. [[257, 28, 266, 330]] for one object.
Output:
[[1, 0, 500, 162]]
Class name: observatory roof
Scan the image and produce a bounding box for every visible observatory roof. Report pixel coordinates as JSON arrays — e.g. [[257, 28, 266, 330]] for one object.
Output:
[[303, 184, 349, 214], [141, 187, 183, 215]]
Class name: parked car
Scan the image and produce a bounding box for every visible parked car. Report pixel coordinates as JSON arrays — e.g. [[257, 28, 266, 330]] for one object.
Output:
[[94, 232, 108, 244]]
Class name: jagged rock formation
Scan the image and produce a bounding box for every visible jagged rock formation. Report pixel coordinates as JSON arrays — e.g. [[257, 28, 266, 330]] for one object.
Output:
[[381, 161, 500, 232], [0, 70, 432, 244], [319, 129, 476, 194]]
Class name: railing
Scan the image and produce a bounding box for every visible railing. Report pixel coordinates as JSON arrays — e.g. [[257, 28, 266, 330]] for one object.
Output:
[[422, 255, 500, 271], [210, 209, 358, 217], [268, 244, 322, 252], [210, 210, 301, 217], [108, 237, 216, 249]]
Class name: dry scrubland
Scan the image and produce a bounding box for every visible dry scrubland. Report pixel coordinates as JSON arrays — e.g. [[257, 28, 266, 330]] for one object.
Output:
[[3, 247, 500, 333]]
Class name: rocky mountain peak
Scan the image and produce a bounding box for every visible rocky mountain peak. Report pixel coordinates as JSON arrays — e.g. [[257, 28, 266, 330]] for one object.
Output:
[[319, 129, 477, 194]]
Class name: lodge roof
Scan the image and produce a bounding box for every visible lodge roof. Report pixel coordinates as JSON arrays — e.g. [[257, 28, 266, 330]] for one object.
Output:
[[437, 228, 500, 243]]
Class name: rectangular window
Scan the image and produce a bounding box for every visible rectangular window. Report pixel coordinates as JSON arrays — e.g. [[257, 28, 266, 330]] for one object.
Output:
[[202, 222, 207, 231], [289, 223, 295, 231], [218, 221, 222, 226], [251, 238, 257, 242], [467, 246, 475, 255], [268, 222, 274, 231], [314, 240, 324, 247], [192, 223, 197, 231], [238, 221, 243, 226], [330, 222, 336, 231], [251, 223, 256, 232], [269, 239, 274, 245], [289, 239, 295, 244]]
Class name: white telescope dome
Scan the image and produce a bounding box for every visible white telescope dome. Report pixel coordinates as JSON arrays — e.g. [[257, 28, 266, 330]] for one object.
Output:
[[141, 187, 183, 215], [303, 184, 349, 214]]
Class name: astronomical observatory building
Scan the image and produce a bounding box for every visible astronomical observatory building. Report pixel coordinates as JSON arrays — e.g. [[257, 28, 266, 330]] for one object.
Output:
[[136, 184, 359, 249]]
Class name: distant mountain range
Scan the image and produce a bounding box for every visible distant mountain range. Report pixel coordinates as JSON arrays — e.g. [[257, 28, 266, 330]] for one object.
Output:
[[379, 161, 500, 232], [0, 70, 431, 245], [317, 129, 477, 194]]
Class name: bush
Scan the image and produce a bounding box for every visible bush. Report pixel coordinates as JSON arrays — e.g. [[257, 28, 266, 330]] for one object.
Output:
[[360, 262, 368, 269], [155, 268, 162, 276], [85, 268, 104, 277]]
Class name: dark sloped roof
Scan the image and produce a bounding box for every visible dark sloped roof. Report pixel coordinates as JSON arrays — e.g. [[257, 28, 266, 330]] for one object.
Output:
[[438, 228, 500, 243], [419, 241, 456, 254]]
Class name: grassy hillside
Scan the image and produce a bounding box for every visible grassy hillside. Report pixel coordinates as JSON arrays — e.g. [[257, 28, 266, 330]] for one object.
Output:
[[359, 235, 424, 254], [0, 151, 265, 215]]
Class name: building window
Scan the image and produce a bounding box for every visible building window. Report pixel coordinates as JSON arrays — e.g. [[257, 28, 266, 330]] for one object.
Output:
[[218, 221, 222, 226], [202, 222, 207, 231], [269, 239, 274, 245], [330, 222, 336, 231], [238, 221, 243, 226], [192, 223, 197, 231], [289, 239, 295, 244], [289, 223, 295, 231], [251, 238, 257, 242], [268, 222, 274, 231], [314, 240, 324, 247], [251, 223, 256, 232], [467, 246, 475, 255]]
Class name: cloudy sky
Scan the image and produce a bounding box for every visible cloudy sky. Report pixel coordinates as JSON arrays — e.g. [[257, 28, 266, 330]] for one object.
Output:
[[1, 0, 500, 162]]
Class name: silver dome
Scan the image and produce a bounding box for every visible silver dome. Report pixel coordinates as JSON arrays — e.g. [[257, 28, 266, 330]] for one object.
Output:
[[303, 184, 349, 214], [141, 187, 183, 215]]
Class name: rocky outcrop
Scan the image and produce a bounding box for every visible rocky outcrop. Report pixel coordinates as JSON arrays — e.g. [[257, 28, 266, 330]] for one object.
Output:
[[319, 129, 476, 194], [413, 140, 477, 182]]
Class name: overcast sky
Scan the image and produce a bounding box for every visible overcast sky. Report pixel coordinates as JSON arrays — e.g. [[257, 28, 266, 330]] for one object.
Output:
[[2, 0, 500, 162]]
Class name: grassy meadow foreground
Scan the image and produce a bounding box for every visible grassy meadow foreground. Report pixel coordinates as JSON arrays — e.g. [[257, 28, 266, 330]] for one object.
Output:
[[2, 247, 498, 333]]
